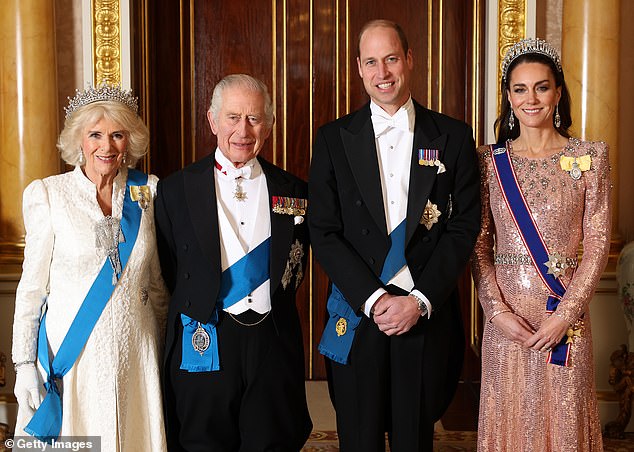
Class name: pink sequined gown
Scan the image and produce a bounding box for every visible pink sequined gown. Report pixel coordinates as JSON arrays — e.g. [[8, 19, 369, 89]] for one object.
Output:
[[472, 138, 610, 452]]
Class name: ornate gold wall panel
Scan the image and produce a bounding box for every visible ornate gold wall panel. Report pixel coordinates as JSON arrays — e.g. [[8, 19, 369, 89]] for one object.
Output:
[[92, 0, 121, 85], [497, 0, 527, 107]]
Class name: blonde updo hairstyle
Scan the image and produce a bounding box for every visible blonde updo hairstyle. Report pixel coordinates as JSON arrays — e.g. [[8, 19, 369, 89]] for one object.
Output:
[[57, 100, 149, 167]]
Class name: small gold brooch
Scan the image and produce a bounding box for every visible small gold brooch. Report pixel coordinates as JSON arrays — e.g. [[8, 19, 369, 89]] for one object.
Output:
[[336, 317, 347, 336], [130, 185, 151, 210], [565, 319, 583, 344]]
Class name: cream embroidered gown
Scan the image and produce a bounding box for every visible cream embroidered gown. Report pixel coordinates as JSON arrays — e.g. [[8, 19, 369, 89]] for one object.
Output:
[[12, 166, 168, 451], [472, 138, 610, 452]]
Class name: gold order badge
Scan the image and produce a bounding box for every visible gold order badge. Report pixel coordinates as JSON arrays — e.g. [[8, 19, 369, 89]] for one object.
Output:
[[335, 317, 347, 337]]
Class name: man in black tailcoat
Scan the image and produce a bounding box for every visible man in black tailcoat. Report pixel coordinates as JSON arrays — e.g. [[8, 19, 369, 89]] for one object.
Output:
[[156, 74, 312, 451], [309, 20, 480, 452]]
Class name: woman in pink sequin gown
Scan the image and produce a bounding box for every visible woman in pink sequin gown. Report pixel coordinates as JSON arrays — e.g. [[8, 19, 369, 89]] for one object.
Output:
[[472, 39, 610, 451]]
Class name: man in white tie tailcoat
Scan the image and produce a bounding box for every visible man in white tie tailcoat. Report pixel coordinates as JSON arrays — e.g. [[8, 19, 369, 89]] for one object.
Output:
[[156, 74, 312, 451], [308, 20, 480, 452]]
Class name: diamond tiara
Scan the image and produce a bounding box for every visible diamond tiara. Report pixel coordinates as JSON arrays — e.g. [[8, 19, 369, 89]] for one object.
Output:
[[502, 38, 562, 81], [64, 83, 139, 119]]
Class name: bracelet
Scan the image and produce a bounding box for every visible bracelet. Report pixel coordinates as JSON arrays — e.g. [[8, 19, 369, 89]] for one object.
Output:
[[488, 309, 512, 323], [13, 360, 35, 369], [409, 293, 429, 317]]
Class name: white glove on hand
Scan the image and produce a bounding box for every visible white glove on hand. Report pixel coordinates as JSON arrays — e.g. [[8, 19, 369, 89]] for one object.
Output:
[[14, 363, 43, 412]]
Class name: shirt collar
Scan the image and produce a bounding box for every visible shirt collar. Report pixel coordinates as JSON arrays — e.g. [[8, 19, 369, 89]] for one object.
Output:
[[370, 97, 415, 137], [214, 148, 260, 180]]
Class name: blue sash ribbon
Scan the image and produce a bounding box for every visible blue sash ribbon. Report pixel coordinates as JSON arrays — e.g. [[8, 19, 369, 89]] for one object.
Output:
[[180, 237, 271, 372], [318, 219, 407, 364], [490, 144, 571, 366], [25, 169, 148, 442]]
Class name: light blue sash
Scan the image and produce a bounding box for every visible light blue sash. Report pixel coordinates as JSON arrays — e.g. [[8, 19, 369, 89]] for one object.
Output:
[[318, 219, 407, 364], [180, 237, 271, 372], [490, 144, 571, 366], [25, 169, 148, 442]]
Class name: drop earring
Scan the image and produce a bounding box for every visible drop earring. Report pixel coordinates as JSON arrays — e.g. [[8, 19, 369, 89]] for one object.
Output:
[[78, 150, 85, 165], [122, 152, 128, 165], [554, 104, 561, 128], [509, 109, 515, 130]]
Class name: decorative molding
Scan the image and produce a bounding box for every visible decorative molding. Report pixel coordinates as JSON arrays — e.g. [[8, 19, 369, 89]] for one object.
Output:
[[470, 0, 484, 357], [0, 394, 17, 404], [92, 0, 122, 85], [597, 390, 619, 402], [0, 244, 23, 270]]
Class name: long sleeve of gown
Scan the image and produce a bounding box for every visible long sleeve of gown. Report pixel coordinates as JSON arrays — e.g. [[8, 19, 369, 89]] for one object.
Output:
[[556, 142, 611, 325], [12, 180, 53, 364], [471, 146, 511, 321], [145, 175, 169, 342]]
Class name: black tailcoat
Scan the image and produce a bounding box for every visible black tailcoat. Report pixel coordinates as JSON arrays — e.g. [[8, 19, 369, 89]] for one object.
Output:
[[308, 100, 480, 440], [155, 155, 311, 450]]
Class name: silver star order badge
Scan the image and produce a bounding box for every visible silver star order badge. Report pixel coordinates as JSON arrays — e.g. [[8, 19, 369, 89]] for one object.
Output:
[[544, 252, 569, 278], [281, 240, 304, 289], [420, 200, 441, 230]]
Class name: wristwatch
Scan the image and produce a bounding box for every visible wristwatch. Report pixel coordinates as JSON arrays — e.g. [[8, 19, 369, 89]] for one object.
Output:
[[409, 293, 428, 317]]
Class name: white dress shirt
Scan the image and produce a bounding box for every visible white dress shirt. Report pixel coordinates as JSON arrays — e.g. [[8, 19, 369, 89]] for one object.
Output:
[[214, 148, 272, 314], [362, 99, 432, 318]]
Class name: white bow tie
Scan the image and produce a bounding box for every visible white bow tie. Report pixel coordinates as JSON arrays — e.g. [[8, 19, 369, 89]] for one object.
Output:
[[371, 109, 410, 137], [215, 161, 253, 180]]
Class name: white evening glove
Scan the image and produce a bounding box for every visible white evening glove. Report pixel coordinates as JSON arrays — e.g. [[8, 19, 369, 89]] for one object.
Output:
[[14, 363, 43, 412]]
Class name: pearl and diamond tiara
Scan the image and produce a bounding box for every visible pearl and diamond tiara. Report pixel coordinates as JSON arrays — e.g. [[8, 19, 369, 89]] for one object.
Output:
[[64, 83, 139, 119], [502, 38, 562, 81]]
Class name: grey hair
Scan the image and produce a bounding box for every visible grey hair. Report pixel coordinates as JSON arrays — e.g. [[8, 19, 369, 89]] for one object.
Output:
[[57, 100, 149, 167], [208, 74, 275, 128]]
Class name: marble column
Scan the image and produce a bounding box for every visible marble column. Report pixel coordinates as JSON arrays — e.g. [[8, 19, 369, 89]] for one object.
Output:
[[562, 0, 620, 249], [0, 0, 60, 272]]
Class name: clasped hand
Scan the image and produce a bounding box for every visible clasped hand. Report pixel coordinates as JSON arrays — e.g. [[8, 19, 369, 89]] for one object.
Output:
[[372, 293, 421, 336], [492, 312, 569, 352]]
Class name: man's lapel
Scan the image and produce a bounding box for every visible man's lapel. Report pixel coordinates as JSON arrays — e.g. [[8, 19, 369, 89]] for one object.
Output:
[[406, 102, 448, 244], [259, 158, 295, 295], [341, 104, 388, 234], [184, 154, 222, 270]]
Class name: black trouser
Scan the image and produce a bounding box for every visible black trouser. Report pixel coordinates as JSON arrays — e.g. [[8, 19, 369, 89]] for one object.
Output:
[[329, 313, 433, 452], [165, 310, 311, 452]]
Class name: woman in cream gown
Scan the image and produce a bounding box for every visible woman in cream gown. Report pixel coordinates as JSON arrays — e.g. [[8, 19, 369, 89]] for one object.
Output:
[[12, 85, 168, 451]]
